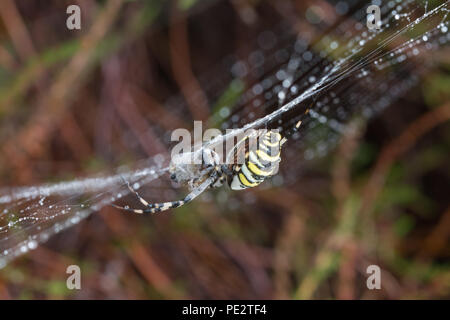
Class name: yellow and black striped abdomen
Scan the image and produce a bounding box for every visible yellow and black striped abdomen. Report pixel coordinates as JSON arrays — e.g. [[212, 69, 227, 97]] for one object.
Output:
[[230, 131, 282, 190]]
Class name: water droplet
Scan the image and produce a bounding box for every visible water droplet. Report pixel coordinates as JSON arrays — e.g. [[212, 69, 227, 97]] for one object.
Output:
[[27, 241, 38, 250]]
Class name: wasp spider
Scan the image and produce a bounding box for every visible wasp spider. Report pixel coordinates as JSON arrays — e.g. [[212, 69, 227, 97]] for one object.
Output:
[[114, 121, 302, 214]]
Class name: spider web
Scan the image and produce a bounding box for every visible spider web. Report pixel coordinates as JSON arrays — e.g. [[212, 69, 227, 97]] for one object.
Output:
[[0, 0, 449, 268]]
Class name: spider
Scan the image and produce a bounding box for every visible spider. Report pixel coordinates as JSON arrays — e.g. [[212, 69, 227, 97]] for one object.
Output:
[[113, 121, 302, 214]]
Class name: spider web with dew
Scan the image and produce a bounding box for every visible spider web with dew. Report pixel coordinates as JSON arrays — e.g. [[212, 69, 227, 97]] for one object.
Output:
[[0, 0, 449, 268], [0, 158, 168, 268]]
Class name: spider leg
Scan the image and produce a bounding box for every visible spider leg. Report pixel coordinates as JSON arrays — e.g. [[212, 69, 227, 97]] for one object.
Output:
[[209, 165, 227, 188], [220, 165, 233, 177], [113, 176, 215, 214], [120, 176, 153, 208]]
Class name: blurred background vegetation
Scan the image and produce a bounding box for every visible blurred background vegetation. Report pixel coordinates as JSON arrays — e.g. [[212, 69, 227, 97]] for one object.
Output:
[[0, 0, 449, 299]]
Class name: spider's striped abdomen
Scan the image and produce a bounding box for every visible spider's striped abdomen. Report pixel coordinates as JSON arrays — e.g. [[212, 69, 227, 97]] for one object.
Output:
[[230, 131, 283, 190]]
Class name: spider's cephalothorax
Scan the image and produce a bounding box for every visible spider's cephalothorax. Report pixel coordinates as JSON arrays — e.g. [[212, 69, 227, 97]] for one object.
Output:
[[113, 129, 289, 214]]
